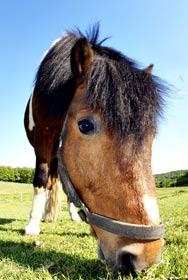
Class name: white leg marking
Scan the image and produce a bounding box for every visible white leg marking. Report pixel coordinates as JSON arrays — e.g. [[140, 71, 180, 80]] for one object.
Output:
[[28, 93, 35, 131], [25, 188, 47, 235], [68, 202, 81, 222], [143, 194, 160, 224]]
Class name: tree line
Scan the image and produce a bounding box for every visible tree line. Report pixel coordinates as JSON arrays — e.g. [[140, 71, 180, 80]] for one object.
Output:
[[0, 166, 34, 184], [0, 166, 187, 187]]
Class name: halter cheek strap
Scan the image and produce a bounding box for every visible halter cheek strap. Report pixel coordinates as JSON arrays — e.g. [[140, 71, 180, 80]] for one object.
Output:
[[58, 153, 164, 241]]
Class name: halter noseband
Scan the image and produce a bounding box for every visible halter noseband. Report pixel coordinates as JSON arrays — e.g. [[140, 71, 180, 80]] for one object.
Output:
[[58, 154, 164, 241]]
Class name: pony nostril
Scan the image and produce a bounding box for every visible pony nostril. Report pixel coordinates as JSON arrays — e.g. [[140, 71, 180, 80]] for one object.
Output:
[[116, 251, 137, 276]]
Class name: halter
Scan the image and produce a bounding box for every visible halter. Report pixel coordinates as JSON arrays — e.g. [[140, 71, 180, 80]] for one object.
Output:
[[58, 153, 164, 241]]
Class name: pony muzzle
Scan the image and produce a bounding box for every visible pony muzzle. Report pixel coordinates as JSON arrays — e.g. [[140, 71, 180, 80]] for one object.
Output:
[[114, 240, 163, 275], [98, 238, 164, 276]]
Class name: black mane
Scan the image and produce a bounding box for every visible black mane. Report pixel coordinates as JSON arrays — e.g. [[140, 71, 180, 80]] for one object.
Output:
[[35, 25, 166, 141]]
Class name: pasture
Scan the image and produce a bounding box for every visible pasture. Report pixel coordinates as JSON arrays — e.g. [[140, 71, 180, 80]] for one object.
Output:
[[0, 182, 187, 280]]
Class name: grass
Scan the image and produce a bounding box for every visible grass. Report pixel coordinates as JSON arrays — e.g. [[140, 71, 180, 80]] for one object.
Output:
[[0, 182, 187, 280]]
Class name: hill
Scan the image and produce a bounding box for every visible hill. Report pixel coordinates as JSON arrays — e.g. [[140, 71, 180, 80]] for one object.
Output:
[[155, 169, 188, 188]]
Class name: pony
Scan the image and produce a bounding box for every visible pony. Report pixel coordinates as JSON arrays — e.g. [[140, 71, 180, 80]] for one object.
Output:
[[24, 25, 165, 276]]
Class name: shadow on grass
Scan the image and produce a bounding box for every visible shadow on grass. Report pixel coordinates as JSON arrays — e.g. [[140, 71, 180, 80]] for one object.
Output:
[[0, 227, 24, 235], [0, 240, 107, 280], [0, 223, 25, 235], [0, 218, 16, 225]]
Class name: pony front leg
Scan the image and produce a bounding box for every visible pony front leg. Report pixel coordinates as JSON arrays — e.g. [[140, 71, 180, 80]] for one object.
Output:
[[68, 200, 81, 222], [25, 187, 47, 235]]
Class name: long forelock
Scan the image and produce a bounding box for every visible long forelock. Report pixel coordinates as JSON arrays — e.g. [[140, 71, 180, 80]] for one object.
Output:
[[86, 53, 165, 141], [34, 25, 166, 141]]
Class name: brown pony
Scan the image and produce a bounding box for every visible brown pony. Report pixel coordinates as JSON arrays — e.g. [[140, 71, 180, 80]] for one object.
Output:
[[24, 26, 165, 275]]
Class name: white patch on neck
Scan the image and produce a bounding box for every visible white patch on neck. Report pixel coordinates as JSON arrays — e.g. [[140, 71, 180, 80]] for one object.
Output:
[[51, 37, 62, 47], [40, 37, 62, 62], [40, 49, 49, 62], [143, 194, 160, 224], [28, 93, 35, 131]]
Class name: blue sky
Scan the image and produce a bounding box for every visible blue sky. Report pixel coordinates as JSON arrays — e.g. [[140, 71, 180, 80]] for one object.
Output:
[[0, 0, 187, 174]]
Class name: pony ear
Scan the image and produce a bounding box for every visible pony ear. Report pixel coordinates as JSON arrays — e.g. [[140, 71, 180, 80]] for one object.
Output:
[[71, 38, 94, 79], [144, 64, 154, 76]]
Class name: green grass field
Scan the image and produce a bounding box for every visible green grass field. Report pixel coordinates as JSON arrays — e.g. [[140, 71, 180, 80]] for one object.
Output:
[[0, 182, 187, 280]]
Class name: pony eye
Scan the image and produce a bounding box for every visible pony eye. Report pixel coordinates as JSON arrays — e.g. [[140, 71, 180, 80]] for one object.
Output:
[[78, 119, 95, 135]]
